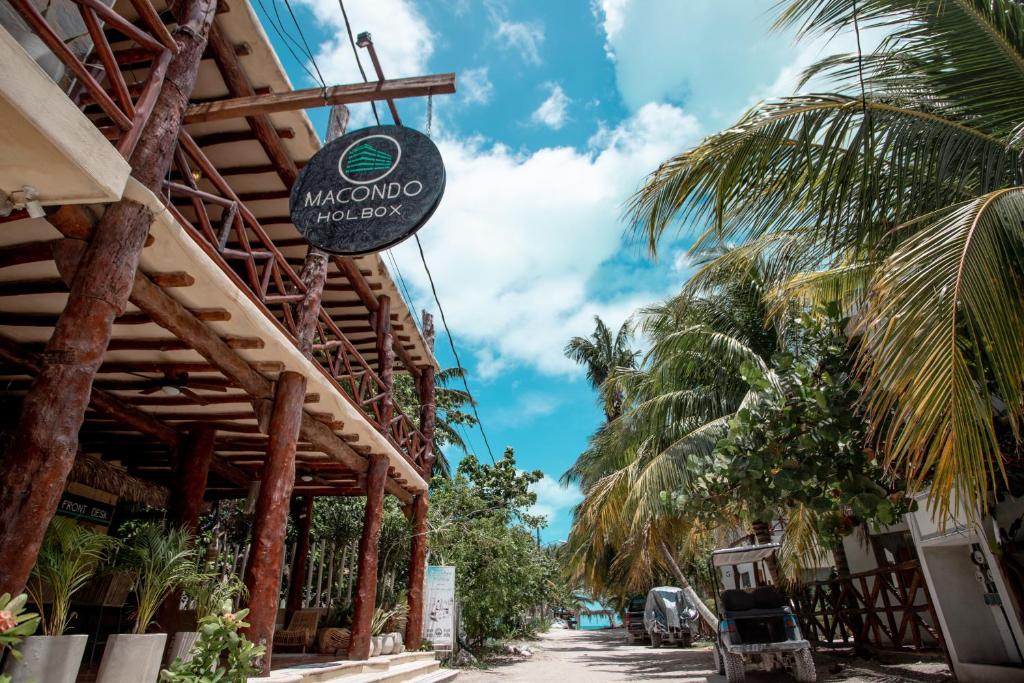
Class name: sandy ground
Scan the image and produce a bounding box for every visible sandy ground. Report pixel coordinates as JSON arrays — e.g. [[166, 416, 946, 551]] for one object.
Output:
[[453, 628, 953, 683]]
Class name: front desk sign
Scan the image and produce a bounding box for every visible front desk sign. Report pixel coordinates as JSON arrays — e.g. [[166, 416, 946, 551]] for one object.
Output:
[[289, 125, 445, 255]]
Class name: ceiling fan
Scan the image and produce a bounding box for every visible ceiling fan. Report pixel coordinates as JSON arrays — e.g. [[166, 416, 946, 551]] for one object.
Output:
[[134, 371, 228, 406]]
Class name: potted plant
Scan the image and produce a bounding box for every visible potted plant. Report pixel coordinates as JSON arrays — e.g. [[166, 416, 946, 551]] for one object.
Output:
[[165, 569, 247, 667], [0, 593, 40, 683], [4, 518, 113, 683], [159, 608, 264, 683], [97, 523, 197, 683]]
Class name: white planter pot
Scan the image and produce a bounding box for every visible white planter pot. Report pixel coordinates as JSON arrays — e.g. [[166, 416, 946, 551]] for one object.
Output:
[[369, 635, 381, 657], [97, 633, 168, 683], [2, 634, 87, 683], [164, 631, 199, 667], [392, 632, 405, 654], [381, 633, 395, 655]]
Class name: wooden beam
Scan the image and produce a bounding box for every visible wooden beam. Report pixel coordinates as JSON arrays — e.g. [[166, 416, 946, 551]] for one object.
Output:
[[184, 73, 457, 124], [206, 23, 298, 186], [95, 360, 283, 374], [190, 127, 295, 147], [0, 240, 59, 269]]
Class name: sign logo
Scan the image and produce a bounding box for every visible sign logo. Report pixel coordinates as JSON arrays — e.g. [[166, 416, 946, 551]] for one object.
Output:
[[290, 125, 445, 255], [338, 135, 401, 184]]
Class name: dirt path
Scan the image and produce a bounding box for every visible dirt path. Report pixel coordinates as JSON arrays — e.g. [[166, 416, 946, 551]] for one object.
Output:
[[453, 628, 953, 683]]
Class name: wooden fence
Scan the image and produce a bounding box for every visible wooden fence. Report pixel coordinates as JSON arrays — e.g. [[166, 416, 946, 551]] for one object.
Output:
[[795, 560, 946, 654], [213, 533, 362, 610]]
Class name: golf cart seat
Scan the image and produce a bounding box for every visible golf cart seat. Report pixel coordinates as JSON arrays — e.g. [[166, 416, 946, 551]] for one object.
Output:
[[720, 587, 794, 619]]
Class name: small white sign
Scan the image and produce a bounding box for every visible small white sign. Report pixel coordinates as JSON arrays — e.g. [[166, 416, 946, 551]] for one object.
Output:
[[423, 565, 456, 649]]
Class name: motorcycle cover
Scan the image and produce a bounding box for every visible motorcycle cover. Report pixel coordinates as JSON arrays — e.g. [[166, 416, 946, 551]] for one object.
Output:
[[643, 586, 696, 634]]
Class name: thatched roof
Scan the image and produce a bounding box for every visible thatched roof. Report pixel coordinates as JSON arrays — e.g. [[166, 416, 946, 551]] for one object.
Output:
[[70, 452, 170, 508]]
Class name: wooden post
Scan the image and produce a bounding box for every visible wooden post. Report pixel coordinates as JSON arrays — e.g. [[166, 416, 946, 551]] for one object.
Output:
[[169, 427, 216, 533], [285, 495, 314, 619], [418, 312, 437, 471], [376, 295, 394, 427], [348, 452, 390, 660], [0, 0, 218, 596], [294, 105, 348, 357], [405, 311, 436, 647], [243, 371, 307, 674], [403, 493, 429, 650]]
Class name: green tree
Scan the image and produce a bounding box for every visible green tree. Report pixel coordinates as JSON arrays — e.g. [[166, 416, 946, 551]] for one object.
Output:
[[427, 449, 556, 647], [564, 316, 640, 421], [628, 0, 1024, 518]]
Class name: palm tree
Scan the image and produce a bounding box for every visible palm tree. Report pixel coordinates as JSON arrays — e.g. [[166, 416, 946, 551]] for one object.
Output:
[[564, 316, 640, 421], [629, 0, 1024, 518], [564, 255, 787, 626]]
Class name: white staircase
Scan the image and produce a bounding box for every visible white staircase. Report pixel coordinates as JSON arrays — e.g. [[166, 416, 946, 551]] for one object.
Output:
[[254, 651, 457, 683]]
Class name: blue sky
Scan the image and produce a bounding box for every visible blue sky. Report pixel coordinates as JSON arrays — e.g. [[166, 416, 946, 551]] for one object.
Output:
[[255, 0, 872, 542]]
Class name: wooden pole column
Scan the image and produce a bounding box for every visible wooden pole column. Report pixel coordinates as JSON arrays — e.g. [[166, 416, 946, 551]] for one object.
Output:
[[243, 371, 307, 674], [375, 295, 394, 427], [349, 452, 390, 660], [405, 312, 436, 649], [169, 427, 217, 533], [294, 105, 347, 357], [285, 495, 314, 619], [0, 0, 218, 596]]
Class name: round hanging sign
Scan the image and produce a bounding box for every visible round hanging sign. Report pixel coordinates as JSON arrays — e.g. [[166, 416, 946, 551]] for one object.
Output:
[[289, 125, 445, 255]]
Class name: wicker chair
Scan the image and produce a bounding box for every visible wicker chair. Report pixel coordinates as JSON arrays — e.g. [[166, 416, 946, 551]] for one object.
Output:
[[274, 609, 320, 653]]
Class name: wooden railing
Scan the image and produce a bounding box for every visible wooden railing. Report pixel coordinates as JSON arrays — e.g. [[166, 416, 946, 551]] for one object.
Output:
[[795, 560, 946, 653], [166, 132, 428, 472], [6, 0, 176, 158]]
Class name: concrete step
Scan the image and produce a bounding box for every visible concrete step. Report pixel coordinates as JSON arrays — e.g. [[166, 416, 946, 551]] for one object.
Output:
[[326, 659, 440, 683], [407, 668, 458, 683]]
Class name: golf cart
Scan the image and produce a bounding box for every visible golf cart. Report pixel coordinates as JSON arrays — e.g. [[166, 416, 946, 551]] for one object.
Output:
[[710, 543, 816, 682], [643, 586, 696, 648]]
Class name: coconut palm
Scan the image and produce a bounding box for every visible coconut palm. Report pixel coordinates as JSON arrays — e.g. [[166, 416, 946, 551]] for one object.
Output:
[[394, 366, 477, 478], [564, 256, 787, 625], [564, 316, 640, 421], [628, 0, 1024, 518]]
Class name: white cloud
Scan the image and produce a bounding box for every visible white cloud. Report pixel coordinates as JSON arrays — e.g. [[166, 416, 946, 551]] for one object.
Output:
[[460, 67, 494, 105], [392, 102, 701, 378], [591, 0, 632, 61], [528, 475, 583, 526], [493, 19, 545, 65], [493, 393, 562, 427], [292, 0, 432, 126], [531, 83, 570, 129]]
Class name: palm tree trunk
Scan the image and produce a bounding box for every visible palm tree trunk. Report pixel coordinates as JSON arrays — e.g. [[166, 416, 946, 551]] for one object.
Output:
[[658, 540, 717, 629]]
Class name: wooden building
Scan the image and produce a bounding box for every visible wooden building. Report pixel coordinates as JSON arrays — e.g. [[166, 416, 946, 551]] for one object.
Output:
[[0, 0, 452, 671]]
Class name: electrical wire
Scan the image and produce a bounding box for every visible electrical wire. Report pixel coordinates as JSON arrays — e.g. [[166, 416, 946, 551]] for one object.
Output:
[[385, 249, 421, 332], [414, 233, 497, 464], [282, 0, 328, 94], [254, 0, 321, 86], [337, 0, 381, 126]]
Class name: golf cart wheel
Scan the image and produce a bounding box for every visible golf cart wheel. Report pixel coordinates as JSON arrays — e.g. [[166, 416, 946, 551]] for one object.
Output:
[[723, 651, 745, 683], [651, 632, 662, 648], [712, 644, 725, 675], [793, 648, 816, 682]]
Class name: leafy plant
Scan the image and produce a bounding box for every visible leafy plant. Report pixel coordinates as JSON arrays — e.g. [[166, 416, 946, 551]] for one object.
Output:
[[185, 568, 247, 620], [0, 592, 40, 682], [26, 517, 117, 635], [117, 523, 198, 634], [159, 609, 264, 683]]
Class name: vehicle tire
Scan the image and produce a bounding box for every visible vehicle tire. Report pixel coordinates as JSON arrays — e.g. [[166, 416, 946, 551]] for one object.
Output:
[[712, 644, 725, 675], [723, 651, 745, 683], [651, 632, 662, 648], [679, 633, 692, 648], [792, 648, 816, 682]]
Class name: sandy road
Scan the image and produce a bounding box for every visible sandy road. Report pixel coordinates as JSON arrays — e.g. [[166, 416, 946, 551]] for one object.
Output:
[[453, 628, 952, 683]]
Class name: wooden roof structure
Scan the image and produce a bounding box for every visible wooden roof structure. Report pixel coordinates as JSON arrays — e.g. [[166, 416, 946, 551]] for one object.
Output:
[[0, 0, 453, 502]]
